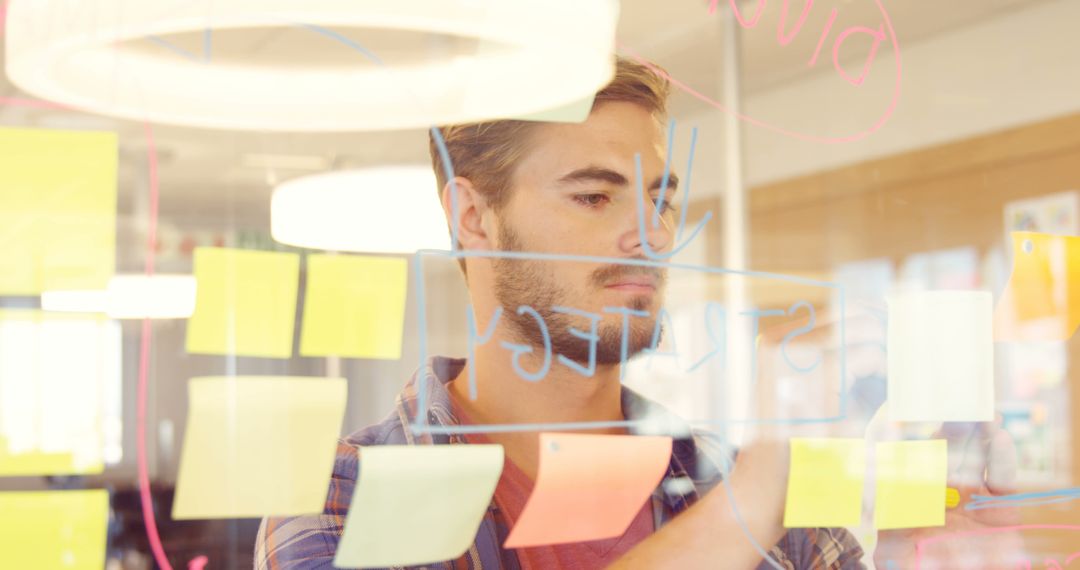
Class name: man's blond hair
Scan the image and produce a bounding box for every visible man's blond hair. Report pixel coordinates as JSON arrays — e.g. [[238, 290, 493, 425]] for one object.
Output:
[[429, 56, 671, 273]]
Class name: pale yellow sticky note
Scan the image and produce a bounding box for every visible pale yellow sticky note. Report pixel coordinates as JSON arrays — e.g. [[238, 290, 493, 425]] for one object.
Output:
[[887, 291, 994, 422], [784, 438, 865, 528], [334, 445, 504, 568], [874, 440, 947, 530], [0, 127, 117, 295], [504, 433, 672, 548], [186, 247, 300, 358], [0, 489, 109, 569], [172, 376, 346, 519], [300, 254, 407, 359]]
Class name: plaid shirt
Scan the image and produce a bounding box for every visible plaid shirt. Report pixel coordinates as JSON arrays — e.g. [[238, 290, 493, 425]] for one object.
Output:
[[256, 356, 866, 569]]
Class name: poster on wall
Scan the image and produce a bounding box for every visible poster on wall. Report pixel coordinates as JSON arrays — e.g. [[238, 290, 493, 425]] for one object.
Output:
[[999, 190, 1076, 486], [1003, 189, 1080, 236]]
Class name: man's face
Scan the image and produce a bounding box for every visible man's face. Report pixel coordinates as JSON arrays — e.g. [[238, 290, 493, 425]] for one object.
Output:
[[489, 101, 676, 366]]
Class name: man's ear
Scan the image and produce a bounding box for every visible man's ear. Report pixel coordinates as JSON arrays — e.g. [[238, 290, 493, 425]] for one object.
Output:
[[440, 176, 494, 251]]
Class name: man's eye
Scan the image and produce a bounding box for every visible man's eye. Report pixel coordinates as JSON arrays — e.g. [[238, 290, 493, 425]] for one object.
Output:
[[574, 193, 609, 207], [653, 198, 677, 215]]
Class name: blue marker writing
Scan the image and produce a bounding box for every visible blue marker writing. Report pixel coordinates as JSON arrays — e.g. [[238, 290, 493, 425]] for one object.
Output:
[[499, 305, 552, 382], [552, 305, 602, 377]]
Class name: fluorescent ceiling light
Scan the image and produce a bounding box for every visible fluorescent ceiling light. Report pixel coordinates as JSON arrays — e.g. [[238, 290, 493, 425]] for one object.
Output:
[[105, 275, 197, 319], [5, 0, 618, 131], [41, 275, 197, 319], [271, 166, 451, 253]]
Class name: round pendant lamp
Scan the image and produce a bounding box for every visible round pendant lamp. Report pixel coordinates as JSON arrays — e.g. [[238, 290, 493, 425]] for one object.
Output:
[[4, 0, 618, 131]]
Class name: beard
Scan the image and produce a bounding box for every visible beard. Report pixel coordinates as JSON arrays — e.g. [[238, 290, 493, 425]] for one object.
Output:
[[492, 224, 666, 367]]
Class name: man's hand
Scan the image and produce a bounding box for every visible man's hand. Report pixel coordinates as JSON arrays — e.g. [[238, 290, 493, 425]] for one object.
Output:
[[874, 419, 1026, 569]]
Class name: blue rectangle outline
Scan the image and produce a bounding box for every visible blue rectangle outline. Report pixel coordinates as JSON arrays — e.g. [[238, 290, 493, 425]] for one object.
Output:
[[409, 248, 848, 435]]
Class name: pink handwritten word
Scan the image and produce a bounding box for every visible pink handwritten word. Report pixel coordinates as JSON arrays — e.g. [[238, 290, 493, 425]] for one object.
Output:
[[625, 0, 902, 144], [708, 0, 886, 85], [1016, 551, 1080, 569], [916, 524, 1080, 570]]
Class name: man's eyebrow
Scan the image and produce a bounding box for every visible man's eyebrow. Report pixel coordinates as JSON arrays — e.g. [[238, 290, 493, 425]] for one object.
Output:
[[651, 172, 679, 193], [556, 166, 679, 192], [557, 166, 629, 186]]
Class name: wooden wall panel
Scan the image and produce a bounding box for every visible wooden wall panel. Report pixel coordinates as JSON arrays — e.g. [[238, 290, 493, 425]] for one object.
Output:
[[691, 112, 1080, 558]]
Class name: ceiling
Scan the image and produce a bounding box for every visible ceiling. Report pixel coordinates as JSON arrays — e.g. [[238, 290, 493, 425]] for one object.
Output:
[[0, 0, 1053, 230]]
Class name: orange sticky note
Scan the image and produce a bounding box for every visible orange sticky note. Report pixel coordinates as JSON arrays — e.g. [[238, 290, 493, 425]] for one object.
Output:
[[995, 231, 1080, 341], [503, 433, 671, 548]]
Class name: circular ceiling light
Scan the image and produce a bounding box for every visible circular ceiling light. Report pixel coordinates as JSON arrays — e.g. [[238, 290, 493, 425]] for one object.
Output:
[[5, 0, 618, 131], [271, 166, 451, 253]]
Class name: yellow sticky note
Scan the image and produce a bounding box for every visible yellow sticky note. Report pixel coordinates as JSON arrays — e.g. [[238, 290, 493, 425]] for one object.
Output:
[[504, 433, 672, 548], [186, 247, 300, 358], [0, 448, 77, 476], [874, 440, 947, 530], [300, 254, 407, 359], [0, 489, 109, 569], [1, 434, 77, 478], [995, 231, 1080, 341], [784, 438, 865, 528], [334, 445, 504, 568], [172, 376, 346, 519], [0, 128, 117, 295]]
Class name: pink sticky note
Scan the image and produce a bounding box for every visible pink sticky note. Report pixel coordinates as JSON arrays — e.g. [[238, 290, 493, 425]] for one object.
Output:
[[503, 433, 672, 548]]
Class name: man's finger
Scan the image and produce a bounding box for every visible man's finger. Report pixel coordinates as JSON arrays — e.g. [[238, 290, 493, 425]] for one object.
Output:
[[936, 421, 991, 488], [985, 424, 1018, 496]]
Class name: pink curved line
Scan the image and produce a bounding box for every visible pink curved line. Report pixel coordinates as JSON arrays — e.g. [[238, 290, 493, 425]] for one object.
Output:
[[137, 121, 173, 570], [914, 524, 1080, 570], [1065, 551, 1080, 566], [619, 0, 903, 145]]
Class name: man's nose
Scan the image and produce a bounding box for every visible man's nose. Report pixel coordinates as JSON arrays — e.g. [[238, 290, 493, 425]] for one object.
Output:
[[618, 200, 673, 255]]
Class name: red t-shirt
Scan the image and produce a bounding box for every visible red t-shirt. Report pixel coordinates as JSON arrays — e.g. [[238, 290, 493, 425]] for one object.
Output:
[[451, 397, 655, 569]]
